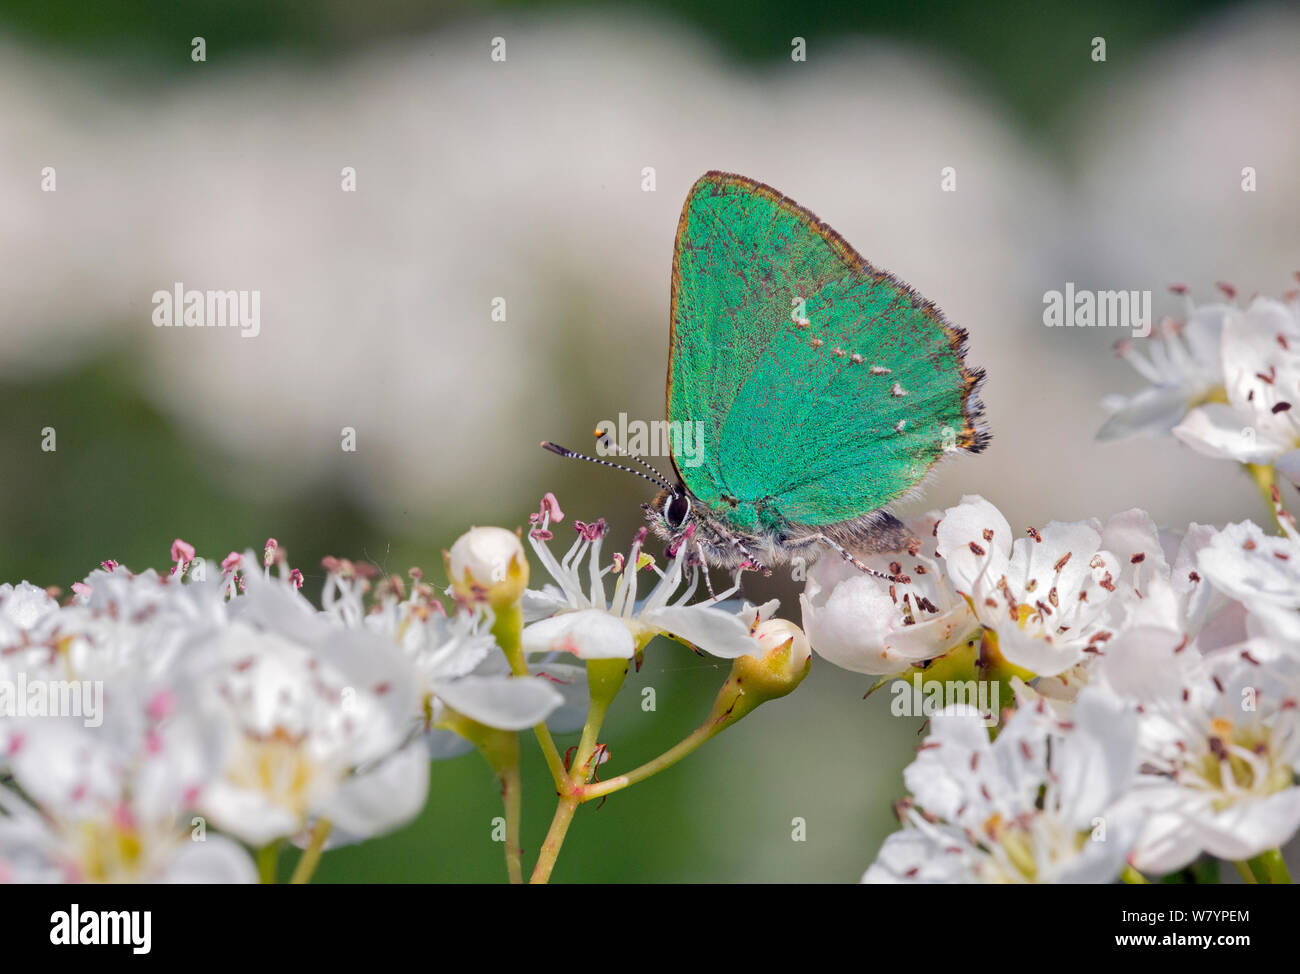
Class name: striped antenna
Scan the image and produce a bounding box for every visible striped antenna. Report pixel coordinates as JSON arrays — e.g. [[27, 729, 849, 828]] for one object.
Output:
[[592, 427, 674, 487], [540, 441, 672, 491]]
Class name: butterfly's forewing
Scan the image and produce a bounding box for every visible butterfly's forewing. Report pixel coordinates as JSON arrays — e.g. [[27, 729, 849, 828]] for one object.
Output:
[[667, 172, 987, 532]]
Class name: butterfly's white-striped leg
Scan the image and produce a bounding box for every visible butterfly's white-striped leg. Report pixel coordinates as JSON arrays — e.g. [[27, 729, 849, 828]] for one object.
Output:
[[695, 538, 717, 600], [808, 533, 910, 584]]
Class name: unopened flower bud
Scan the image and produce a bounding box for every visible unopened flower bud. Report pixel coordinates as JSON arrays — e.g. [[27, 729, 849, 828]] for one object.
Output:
[[446, 526, 529, 609], [705, 618, 812, 732], [746, 618, 813, 689]]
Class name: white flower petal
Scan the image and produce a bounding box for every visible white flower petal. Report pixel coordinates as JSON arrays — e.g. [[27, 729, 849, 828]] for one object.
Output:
[[522, 610, 635, 659], [640, 604, 759, 659], [1098, 385, 1200, 441], [322, 740, 430, 842], [433, 673, 564, 730], [161, 836, 259, 884], [936, 495, 1012, 595], [862, 827, 973, 883], [1173, 403, 1287, 463]]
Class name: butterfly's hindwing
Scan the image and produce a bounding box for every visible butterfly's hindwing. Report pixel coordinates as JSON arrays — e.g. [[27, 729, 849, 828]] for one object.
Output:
[[667, 172, 987, 533]]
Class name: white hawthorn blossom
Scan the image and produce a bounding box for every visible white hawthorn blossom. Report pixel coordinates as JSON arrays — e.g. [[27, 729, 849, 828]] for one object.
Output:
[[1198, 517, 1300, 645], [185, 616, 426, 849], [863, 688, 1142, 884], [521, 511, 760, 661], [1014, 511, 1244, 713], [1171, 298, 1300, 483], [936, 496, 1121, 677], [57, 563, 234, 688], [1098, 637, 1300, 875], [311, 561, 564, 733], [800, 512, 979, 676], [0, 710, 255, 884], [185, 559, 432, 847], [1098, 296, 1230, 441], [0, 581, 62, 652]]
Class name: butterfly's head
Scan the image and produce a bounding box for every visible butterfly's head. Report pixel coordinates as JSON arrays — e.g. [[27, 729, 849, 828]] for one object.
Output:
[[540, 440, 742, 565], [645, 485, 751, 568], [644, 485, 694, 545]]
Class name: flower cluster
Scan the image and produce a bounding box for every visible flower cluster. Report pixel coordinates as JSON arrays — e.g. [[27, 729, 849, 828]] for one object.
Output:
[[827, 285, 1300, 883], [6, 285, 1299, 885], [0, 498, 804, 884], [0, 538, 577, 882], [1102, 286, 1300, 484]]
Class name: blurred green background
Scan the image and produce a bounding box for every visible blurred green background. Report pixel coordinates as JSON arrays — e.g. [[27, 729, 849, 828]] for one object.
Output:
[[2, 0, 1295, 882]]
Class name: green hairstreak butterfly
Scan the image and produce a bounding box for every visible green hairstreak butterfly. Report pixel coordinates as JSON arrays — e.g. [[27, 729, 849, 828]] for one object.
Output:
[[545, 171, 988, 581]]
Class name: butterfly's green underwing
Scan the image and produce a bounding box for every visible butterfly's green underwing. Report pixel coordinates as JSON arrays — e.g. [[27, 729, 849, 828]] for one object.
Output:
[[547, 171, 988, 581]]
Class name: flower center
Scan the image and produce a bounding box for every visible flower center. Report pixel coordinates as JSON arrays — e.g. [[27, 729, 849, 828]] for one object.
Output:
[[228, 727, 320, 815], [978, 812, 1089, 884], [1192, 385, 1229, 408], [1195, 718, 1293, 808], [74, 820, 146, 882]]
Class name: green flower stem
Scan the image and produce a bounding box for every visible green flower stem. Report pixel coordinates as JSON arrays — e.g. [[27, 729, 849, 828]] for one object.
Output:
[[1233, 860, 1259, 884], [491, 602, 526, 672], [569, 658, 629, 780], [499, 756, 524, 884], [438, 708, 526, 884], [289, 819, 333, 885], [579, 645, 807, 804], [1254, 848, 1292, 884], [530, 796, 578, 885], [256, 840, 283, 884], [529, 656, 629, 884], [492, 600, 567, 789], [1120, 865, 1148, 884], [480, 728, 525, 885], [578, 722, 716, 803], [533, 723, 567, 792]]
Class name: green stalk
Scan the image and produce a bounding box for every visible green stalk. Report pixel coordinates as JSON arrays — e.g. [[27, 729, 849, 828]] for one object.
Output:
[[493, 600, 567, 789], [257, 840, 283, 884], [529, 656, 628, 884], [289, 819, 332, 885], [1254, 848, 1292, 884]]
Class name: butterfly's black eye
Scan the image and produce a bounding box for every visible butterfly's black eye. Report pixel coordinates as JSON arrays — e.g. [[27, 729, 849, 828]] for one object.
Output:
[[664, 491, 692, 530]]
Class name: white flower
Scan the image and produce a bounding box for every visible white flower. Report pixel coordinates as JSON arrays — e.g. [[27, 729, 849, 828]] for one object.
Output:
[[1013, 512, 1245, 714], [936, 496, 1120, 676], [0, 709, 255, 884], [1198, 518, 1300, 645], [521, 515, 760, 662], [800, 512, 979, 676], [1172, 298, 1300, 484], [0, 581, 67, 688], [56, 564, 234, 687], [1099, 298, 1229, 441], [0, 559, 239, 760], [313, 563, 565, 734], [1095, 509, 1249, 649], [187, 562, 428, 848], [863, 688, 1141, 884], [0, 581, 60, 636], [1099, 637, 1300, 875]]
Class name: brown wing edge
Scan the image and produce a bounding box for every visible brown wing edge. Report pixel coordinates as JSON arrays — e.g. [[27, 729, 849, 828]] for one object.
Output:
[[664, 170, 991, 470]]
